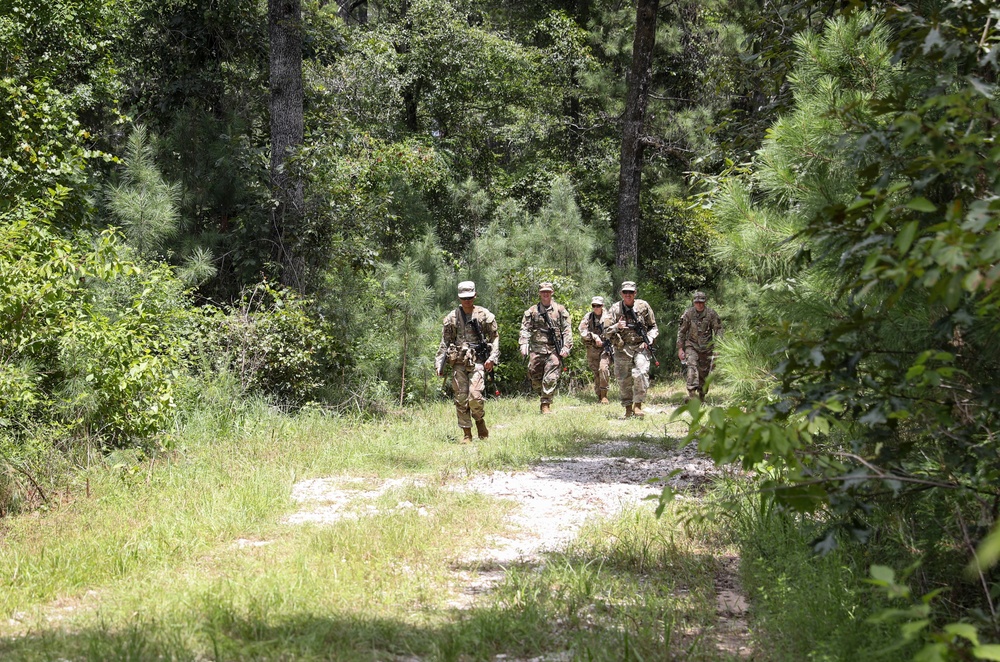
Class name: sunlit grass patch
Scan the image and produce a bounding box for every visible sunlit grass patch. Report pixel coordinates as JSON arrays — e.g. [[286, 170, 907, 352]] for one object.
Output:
[[0, 388, 735, 660], [446, 504, 726, 661]]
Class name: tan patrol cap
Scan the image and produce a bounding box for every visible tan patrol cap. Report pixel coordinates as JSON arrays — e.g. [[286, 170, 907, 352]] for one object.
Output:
[[591, 296, 605, 306], [457, 281, 476, 298], [620, 281, 637, 292], [538, 282, 554, 292]]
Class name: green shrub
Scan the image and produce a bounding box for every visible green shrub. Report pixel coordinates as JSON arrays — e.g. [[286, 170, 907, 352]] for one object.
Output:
[[58, 262, 191, 444], [0, 193, 199, 448], [199, 283, 349, 406]]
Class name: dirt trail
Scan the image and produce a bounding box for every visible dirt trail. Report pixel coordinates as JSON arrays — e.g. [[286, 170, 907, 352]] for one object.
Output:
[[287, 430, 753, 659]]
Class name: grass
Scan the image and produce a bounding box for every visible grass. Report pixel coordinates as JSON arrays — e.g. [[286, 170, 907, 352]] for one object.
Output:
[[0, 383, 743, 660], [711, 478, 918, 662]]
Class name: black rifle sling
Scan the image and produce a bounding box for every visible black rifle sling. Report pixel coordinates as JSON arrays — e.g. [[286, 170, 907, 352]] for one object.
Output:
[[624, 304, 637, 327], [460, 306, 477, 340], [591, 311, 603, 337], [538, 303, 564, 354], [623, 303, 658, 364], [457, 306, 469, 342], [460, 307, 490, 363], [592, 311, 612, 356]]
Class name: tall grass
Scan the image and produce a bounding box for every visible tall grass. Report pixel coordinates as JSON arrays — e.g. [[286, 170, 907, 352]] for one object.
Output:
[[0, 383, 738, 660], [712, 477, 918, 661]]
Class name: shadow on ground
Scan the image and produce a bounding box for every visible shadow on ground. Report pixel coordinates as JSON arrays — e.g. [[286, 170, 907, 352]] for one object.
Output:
[[1, 539, 739, 661]]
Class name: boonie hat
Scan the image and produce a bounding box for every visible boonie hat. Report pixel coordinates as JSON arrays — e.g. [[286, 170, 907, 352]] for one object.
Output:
[[591, 296, 605, 306], [538, 282, 554, 292], [693, 290, 707, 302], [457, 281, 476, 298], [620, 281, 637, 292]]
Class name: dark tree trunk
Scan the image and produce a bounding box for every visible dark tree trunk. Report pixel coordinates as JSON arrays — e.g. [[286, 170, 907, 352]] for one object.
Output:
[[269, 0, 305, 289], [336, 0, 367, 25], [402, 82, 420, 132], [615, 0, 659, 269], [394, 1, 420, 132]]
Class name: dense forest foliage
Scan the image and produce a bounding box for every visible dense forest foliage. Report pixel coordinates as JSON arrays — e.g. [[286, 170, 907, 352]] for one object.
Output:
[[2, 0, 998, 657]]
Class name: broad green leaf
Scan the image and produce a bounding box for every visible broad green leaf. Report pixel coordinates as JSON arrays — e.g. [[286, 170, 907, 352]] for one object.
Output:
[[901, 618, 930, 640], [906, 197, 937, 212], [895, 221, 919, 254], [964, 270, 984, 292], [973, 645, 1000, 661], [870, 565, 895, 584], [970, 523, 1000, 573], [847, 196, 873, 211], [914, 643, 947, 662], [944, 622, 980, 645]]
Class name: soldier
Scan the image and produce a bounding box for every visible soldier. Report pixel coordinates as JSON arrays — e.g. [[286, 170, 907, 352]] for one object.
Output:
[[676, 290, 723, 402], [435, 281, 499, 443], [579, 296, 612, 404], [519, 282, 573, 414], [604, 281, 658, 418]]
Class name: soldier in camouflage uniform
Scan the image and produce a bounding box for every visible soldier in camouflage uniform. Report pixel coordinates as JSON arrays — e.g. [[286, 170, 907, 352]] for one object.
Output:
[[604, 281, 658, 418], [578, 296, 612, 404], [435, 281, 500, 443], [676, 291, 723, 402], [519, 282, 572, 414]]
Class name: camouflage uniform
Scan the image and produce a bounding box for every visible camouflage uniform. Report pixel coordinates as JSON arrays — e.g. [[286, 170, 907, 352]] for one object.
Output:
[[604, 283, 658, 411], [578, 297, 611, 402], [519, 289, 573, 408], [676, 292, 722, 400], [435, 300, 499, 432]]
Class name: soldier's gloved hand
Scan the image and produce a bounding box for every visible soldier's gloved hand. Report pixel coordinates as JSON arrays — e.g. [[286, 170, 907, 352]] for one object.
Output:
[[559, 348, 570, 358]]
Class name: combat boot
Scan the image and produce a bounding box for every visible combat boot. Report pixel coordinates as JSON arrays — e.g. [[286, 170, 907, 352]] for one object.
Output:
[[461, 428, 473, 444], [685, 389, 699, 403], [624, 404, 634, 418], [633, 402, 645, 418], [540, 402, 552, 415], [475, 419, 489, 439], [599, 389, 609, 405]]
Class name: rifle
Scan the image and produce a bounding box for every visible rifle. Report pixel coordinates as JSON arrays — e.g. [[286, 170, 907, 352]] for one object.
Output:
[[591, 312, 614, 360], [602, 339, 615, 361], [468, 317, 492, 363], [539, 303, 564, 356], [624, 305, 659, 367], [485, 365, 500, 397], [469, 317, 500, 396]]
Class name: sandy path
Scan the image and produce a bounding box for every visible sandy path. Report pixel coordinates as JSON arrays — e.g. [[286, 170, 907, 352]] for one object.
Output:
[[287, 435, 752, 658]]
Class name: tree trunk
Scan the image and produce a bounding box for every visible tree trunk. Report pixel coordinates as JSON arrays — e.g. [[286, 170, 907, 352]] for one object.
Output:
[[615, 0, 659, 269], [268, 0, 305, 289], [336, 0, 367, 25], [399, 313, 409, 407], [392, 0, 421, 132]]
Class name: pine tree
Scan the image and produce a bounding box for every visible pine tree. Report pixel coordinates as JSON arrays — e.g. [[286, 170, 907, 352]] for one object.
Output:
[[382, 256, 435, 406], [108, 125, 182, 258], [709, 11, 900, 396], [107, 126, 217, 285], [469, 176, 610, 308]]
